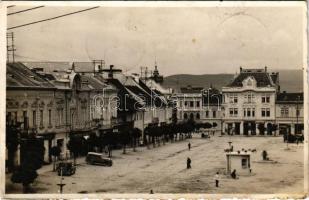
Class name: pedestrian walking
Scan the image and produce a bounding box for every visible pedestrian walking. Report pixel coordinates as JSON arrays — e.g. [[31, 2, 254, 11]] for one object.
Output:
[[214, 172, 220, 187], [188, 142, 191, 151], [187, 157, 191, 169]]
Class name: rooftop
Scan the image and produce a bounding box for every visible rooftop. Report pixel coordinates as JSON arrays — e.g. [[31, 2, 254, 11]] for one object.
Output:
[[276, 92, 303, 103], [7, 62, 55, 89], [227, 67, 275, 88]]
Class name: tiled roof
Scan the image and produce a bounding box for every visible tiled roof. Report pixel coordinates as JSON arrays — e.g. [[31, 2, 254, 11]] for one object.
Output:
[[138, 80, 167, 106], [106, 78, 143, 112], [7, 62, 55, 89], [180, 86, 203, 94], [276, 92, 303, 104], [227, 71, 274, 87], [22, 61, 94, 73], [80, 74, 106, 91]]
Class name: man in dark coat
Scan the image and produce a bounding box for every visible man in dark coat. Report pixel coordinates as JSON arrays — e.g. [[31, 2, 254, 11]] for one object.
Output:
[[187, 157, 191, 169]]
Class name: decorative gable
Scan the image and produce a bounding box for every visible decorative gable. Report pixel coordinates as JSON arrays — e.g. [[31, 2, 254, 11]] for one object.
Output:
[[242, 76, 257, 88]]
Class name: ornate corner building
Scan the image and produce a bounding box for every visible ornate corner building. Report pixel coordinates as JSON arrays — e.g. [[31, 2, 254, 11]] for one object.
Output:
[[222, 67, 303, 136]]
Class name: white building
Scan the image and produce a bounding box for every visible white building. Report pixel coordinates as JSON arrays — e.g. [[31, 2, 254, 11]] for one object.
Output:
[[275, 92, 304, 135], [222, 67, 278, 135]]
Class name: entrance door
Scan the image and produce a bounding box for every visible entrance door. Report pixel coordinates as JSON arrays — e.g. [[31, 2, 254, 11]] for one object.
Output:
[[250, 121, 256, 135], [267, 123, 273, 135], [235, 123, 240, 135], [243, 122, 249, 135]]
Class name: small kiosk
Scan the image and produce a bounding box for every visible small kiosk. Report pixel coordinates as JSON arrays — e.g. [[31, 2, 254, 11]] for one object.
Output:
[[226, 151, 251, 175]]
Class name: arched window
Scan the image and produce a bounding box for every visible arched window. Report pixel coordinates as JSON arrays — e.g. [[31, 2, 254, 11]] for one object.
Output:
[[190, 113, 194, 119], [184, 113, 188, 119]]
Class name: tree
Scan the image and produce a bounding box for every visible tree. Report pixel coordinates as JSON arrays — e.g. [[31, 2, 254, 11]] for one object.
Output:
[[6, 121, 20, 173], [50, 145, 61, 171], [132, 128, 141, 152], [119, 127, 131, 154], [11, 135, 44, 193], [67, 137, 80, 166]]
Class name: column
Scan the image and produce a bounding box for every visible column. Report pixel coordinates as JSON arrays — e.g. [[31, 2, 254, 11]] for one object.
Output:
[[256, 123, 260, 135], [275, 123, 279, 136], [291, 124, 295, 135], [222, 121, 226, 135], [232, 122, 235, 135], [240, 121, 244, 135]]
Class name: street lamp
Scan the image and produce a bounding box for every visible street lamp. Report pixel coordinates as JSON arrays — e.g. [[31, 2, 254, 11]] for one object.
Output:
[[57, 168, 66, 193]]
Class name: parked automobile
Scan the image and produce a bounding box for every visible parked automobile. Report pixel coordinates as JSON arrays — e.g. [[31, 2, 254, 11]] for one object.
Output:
[[56, 161, 76, 176], [86, 152, 113, 166]]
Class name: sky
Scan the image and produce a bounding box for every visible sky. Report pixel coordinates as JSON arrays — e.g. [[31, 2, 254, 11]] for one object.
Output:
[[7, 4, 305, 76]]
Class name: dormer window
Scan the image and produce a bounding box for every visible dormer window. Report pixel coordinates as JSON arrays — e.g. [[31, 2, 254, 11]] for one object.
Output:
[[242, 76, 256, 88]]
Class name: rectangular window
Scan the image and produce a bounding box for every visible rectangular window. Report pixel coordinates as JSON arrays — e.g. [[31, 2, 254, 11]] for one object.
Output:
[[234, 108, 238, 115], [40, 110, 43, 127], [33, 110, 36, 127], [206, 110, 209, 118], [229, 108, 233, 116], [261, 108, 270, 117], [229, 108, 238, 117], [247, 110, 251, 117], [241, 158, 248, 168], [252, 109, 255, 117], [196, 101, 200, 108], [213, 111, 216, 118], [245, 93, 255, 103], [190, 101, 194, 107], [262, 95, 270, 103], [266, 96, 270, 103], [234, 96, 238, 103], [229, 94, 238, 104], [23, 111, 27, 118], [48, 109, 52, 127], [266, 109, 270, 117], [281, 107, 289, 117]]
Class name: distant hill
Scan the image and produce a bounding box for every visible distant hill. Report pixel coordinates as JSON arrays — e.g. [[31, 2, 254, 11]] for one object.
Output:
[[163, 69, 303, 93]]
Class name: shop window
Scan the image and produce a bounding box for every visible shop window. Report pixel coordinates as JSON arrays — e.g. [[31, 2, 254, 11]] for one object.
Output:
[[242, 158, 248, 168]]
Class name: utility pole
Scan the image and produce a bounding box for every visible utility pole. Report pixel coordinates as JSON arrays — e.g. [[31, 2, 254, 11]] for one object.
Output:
[[296, 95, 300, 135], [6, 32, 16, 63]]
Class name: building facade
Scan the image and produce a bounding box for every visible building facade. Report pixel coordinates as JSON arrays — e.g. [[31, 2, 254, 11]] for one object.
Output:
[[222, 67, 303, 136], [275, 92, 304, 135]]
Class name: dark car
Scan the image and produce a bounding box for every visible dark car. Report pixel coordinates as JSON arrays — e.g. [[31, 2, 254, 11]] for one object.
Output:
[[86, 152, 113, 166], [56, 161, 76, 176]]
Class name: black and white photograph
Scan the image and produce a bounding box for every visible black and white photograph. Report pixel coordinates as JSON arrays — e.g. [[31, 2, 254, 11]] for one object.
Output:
[[2, 1, 308, 198]]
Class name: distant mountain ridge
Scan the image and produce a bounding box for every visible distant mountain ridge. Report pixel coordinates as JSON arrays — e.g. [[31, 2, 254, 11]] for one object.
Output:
[[163, 69, 303, 93]]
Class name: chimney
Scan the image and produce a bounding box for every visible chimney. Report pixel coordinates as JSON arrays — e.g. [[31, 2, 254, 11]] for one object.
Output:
[[264, 66, 267, 72], [240, 66, 242, 72]]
